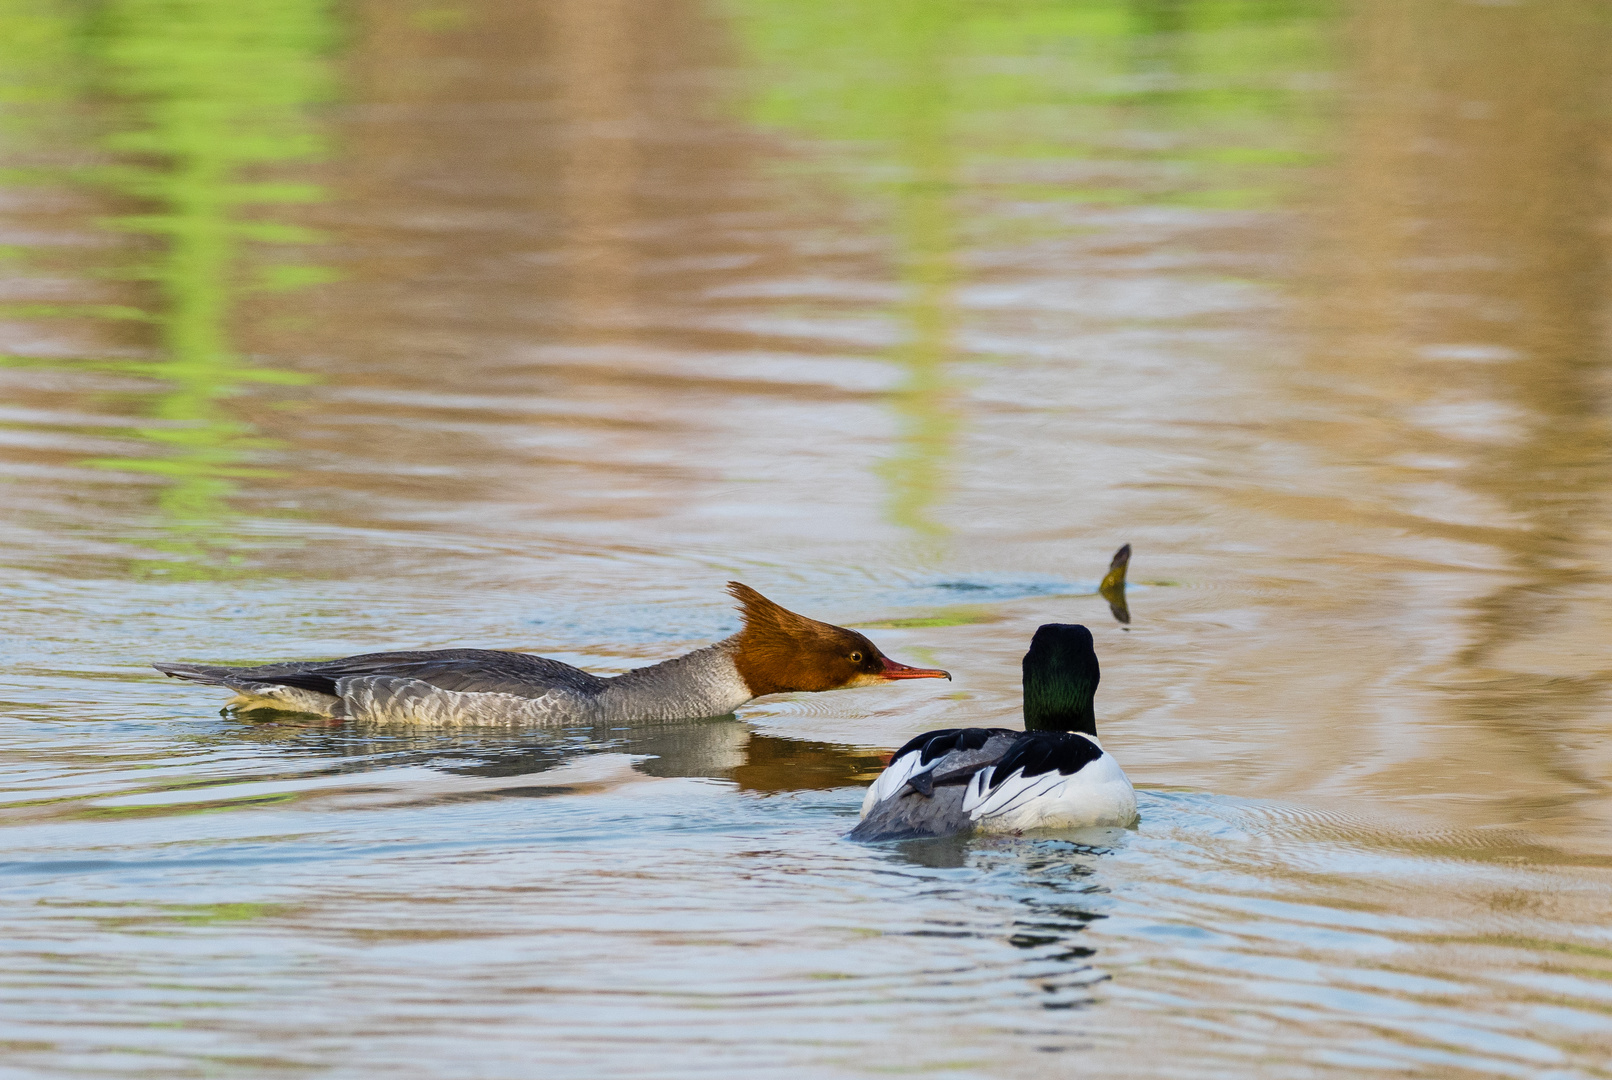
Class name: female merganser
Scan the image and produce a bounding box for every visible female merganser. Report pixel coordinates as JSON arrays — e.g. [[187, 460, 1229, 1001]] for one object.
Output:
[[850, 623, 1135, 841], [156, 582, 951, 725]]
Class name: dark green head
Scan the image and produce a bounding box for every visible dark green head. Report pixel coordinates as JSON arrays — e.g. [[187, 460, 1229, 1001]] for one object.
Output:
[[1022, 623, 1099, 735]]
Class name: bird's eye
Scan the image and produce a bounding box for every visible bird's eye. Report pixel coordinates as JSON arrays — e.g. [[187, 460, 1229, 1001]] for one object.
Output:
[[849, 651, 863, 663]]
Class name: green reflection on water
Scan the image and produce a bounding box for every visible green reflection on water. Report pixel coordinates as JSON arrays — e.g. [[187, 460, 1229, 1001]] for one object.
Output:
[[728, 0, 967, 535], [0, 0, 336, 573], [877, 0, 961, 537], [726, 0, 1331, 533]]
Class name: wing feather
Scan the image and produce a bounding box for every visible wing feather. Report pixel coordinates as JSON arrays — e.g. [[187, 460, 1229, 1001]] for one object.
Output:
[[158, 649, 603, 700], [853, 728, 1021, 839], [964, 767, 1067, 820]]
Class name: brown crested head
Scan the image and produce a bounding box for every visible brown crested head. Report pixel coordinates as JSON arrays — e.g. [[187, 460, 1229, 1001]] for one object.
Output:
[[726, 581, 950, 697]]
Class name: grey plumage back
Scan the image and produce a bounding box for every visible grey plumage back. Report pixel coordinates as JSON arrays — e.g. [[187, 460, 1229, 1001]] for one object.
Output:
[[154, 641, 755, 725], [849, 785, 973, 842], [154, 649, 606, 698]]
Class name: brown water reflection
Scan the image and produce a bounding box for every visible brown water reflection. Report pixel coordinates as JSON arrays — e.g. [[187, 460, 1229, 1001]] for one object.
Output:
[[1291, 0, 1612, 847], [224, 714, 887, 793], [5, 0, 1612, 1076]]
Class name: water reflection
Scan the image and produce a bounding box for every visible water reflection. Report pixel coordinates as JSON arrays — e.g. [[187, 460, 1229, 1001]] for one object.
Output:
[[1304, 0, 1612, 838], [215, 711, 886, 794], [850, 544, 1139, 626], [725, 0, 1332, 534], [728, 0, 967, 535], [877, 0, 963, 537], [0, 0, 334, 570], [554, 0, 638, 334], [883, 838, 1108, 1012], [7, 1, 1612, 1075], [1099, 542, 1131, 624]]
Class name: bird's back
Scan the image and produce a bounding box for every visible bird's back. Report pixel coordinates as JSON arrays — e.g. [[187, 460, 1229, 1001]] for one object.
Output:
[[155, 648, 606, 721], [851, 727, 1131, 841], [851, 728, 1019, 841]]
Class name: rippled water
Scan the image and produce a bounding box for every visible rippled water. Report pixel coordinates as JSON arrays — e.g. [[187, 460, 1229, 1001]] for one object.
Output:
[[4, 1, 1612, 1076]]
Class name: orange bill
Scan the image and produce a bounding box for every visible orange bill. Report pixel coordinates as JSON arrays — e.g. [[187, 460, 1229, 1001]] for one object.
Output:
[[878, 655, 951, 681]]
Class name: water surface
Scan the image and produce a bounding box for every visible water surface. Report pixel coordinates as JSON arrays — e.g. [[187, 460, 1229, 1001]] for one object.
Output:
[[3, 1, 1612, 1076]]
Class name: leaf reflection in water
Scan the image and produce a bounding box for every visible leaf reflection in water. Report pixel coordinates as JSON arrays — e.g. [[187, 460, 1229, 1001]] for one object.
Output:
[[1099, 542, 1131, 624], [857, 544, 1143, 626]]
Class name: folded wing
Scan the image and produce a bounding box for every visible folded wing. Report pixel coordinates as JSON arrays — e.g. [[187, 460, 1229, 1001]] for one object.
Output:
[[962, 731, 1107, 824], [155, 648, 606, 716], [850, 727, 1020, 841]]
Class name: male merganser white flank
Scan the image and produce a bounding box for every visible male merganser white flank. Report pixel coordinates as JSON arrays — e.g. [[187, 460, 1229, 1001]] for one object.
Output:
[[156, 582, 951, 725], [850, 623, 1135, 841]]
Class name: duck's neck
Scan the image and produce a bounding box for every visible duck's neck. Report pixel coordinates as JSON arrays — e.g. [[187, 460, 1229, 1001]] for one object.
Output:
[[1022, 661, 1098, 736], [595, 636, 755, 722], [1023, 704, 1096, 736], [1023, 693, 1096, 736]]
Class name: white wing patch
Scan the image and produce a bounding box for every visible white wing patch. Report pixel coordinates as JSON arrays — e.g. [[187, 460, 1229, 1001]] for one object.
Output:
[[860, 748, 935, 819], [962, 747, 1138, 832], [963, 766, 1069, 821]]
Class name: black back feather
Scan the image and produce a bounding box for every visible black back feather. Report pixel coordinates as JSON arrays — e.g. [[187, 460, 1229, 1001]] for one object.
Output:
[[891, 726, 1004, 768], [985, 730, 1104, 790]]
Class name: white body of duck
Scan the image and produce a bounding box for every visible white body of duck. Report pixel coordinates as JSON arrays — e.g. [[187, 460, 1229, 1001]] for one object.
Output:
[[851, 624, 1136, 841], [156, 583, 950, 726]]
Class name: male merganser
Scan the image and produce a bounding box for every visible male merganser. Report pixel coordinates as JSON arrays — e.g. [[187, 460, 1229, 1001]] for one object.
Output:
[[156, 582, 951, 725], [850, 623, 1135, 841]]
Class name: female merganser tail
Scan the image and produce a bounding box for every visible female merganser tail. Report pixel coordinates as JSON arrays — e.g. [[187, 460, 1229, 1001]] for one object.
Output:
[[155, 582, 950, 725], [850, 623, 1136, 841]]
